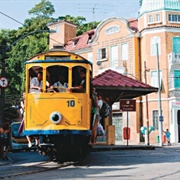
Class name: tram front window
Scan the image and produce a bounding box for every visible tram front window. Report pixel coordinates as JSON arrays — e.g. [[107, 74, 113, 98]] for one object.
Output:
[[69, 66, 86, 93], [46, 65, 68, 93]]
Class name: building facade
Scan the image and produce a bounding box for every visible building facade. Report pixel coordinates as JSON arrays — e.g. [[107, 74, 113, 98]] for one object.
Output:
[[48, 0, 180, 144], [139, 0, 180, 143]]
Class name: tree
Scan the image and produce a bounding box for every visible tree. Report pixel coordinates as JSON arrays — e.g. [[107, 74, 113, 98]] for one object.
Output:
[[5, 0, 55, 96], [1, 0, 100, 100], [28, 0, 55, 18]]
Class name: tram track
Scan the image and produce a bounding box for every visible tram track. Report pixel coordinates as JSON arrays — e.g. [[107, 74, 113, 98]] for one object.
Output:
[[0, 160, 78, 179]]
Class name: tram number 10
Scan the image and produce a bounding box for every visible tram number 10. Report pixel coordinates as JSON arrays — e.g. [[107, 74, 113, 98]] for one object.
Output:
[[67, 100, 75, 107]]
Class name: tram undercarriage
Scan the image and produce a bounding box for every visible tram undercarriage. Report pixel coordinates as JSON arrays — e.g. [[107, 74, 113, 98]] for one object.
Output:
[[37, 134, 92, 162]]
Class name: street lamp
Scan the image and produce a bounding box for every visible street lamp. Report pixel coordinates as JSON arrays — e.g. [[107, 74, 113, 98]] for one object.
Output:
[[0, 29, 56, 126], [144, 61, 150, 145], [156, 43, 163, 147]]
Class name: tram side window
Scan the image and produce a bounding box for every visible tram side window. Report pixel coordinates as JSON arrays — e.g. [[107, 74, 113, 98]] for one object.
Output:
[[47, 65, 68, 92], [71, 66, 86, 93]]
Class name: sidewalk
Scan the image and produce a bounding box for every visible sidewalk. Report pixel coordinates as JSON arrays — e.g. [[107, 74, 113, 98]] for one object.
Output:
[[92, 143, 156, 152]]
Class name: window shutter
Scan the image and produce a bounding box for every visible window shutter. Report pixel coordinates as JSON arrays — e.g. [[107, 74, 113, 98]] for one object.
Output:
[[151, 71, 162, 88], [111, 46, 118, 67], [121, 43, 128, 60], [174, 70, 180, 88]]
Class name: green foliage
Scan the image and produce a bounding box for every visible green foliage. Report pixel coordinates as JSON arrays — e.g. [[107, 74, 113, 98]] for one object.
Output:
[[0, 0, 100, 116], [2, 0, 54, 98], [28, 0, 55, 18]]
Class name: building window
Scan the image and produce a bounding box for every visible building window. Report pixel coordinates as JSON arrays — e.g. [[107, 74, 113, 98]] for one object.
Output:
[[173, 37, 180, 53], [156, 14, 160, 22], [168, 14, 180, 23], [151, 36, 161, 56], [151, 70, 162, 88], [73, 39, 79, 46], [56, 25, 60, 33], [121, 43, 128, 60], [87, 34, 93, 44], [106, 26, 120, 35], [148, 15, 153, 23], [97, 48, 107, 61], [174, 70, 180, 88], [88, 52, 93, 63], [110, 45, 118, 68], [152, 110, 159, 130]]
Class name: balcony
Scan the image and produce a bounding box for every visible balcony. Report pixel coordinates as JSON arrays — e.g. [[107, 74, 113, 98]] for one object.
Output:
[[168, 52, 180, 65], [169, 89, 180, 99]]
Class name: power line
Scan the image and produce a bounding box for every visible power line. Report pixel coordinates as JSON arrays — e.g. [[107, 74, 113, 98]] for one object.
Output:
[[0, 11, 24, 26]]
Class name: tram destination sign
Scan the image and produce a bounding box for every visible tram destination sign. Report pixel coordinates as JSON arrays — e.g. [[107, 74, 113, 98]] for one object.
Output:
[[120, 100, 136, 111]]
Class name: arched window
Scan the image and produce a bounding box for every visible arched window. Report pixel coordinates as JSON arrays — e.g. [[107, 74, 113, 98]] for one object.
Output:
[[106, 26, 120, 35]]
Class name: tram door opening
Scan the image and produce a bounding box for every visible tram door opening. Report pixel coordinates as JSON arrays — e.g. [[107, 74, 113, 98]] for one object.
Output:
[[178, 110, 180, 142]]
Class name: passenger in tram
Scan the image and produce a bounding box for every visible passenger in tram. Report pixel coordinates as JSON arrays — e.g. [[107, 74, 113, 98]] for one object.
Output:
[[52, 74, 68, 92], [30, 72, 49, 93], [68, 69, 86, 92]]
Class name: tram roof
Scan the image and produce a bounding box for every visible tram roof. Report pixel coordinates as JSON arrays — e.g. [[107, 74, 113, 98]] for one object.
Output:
[[93, 69, 158, 105]]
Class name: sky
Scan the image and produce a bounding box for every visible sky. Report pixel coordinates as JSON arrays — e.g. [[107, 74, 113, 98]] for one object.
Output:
[[0, 0, 140, 30]]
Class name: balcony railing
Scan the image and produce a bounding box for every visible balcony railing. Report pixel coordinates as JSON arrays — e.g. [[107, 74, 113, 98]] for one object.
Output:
[[169, 88, 180, 99], [168, 52, 180, 65]]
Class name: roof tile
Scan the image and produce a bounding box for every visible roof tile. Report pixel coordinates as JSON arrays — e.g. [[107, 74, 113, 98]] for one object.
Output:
[[93, 69, 155, 89]]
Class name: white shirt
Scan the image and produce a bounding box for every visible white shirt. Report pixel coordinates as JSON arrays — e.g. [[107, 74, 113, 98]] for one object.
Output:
[[30, 77, 49, 93], [30, 77, 42, 93], [53, 81, 68, 92], [96, 99, 103, 115], [98, 99, 103, 109]]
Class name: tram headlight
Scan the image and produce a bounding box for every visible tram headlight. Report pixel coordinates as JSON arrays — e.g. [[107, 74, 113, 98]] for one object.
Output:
[[50, 112, 62, 124]]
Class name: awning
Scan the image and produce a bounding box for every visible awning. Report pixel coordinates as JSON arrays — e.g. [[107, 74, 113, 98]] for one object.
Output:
[[93, 69, 158, 105]]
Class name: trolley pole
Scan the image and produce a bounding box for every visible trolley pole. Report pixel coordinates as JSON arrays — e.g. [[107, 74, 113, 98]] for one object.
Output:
[[156, 43, 163, 147]]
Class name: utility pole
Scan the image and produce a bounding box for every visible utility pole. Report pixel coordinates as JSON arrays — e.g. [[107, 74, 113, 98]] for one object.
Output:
[[0, 46, 6, 126], [156, 43, 163, 147], [144, 61, 150, 145]]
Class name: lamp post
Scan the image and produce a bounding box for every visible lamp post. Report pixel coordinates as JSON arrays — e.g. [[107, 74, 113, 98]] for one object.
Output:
[[144, 61, 150, 145], [0, 29, 56, 126], [156, 43, 163, 147]]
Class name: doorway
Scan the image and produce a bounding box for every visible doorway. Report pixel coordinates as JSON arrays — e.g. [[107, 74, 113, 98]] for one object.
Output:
[[177, 110, 180, 142], [112, 113, 123, 144]]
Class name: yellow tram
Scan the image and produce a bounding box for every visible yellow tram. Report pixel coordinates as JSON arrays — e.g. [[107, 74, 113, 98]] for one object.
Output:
[[23, 49, 92, 161]]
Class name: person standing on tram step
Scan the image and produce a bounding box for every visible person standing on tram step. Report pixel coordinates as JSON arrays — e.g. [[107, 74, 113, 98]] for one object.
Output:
[[90, 91, 103, 145], [18, 92, 38, 148]]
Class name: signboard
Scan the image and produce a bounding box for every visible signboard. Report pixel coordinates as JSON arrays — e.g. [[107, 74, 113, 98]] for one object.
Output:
[[120, 100, 136, 111], [0, 77, 8, 88], [159, 116, 164, 122], [172, 102, 180, 109]]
